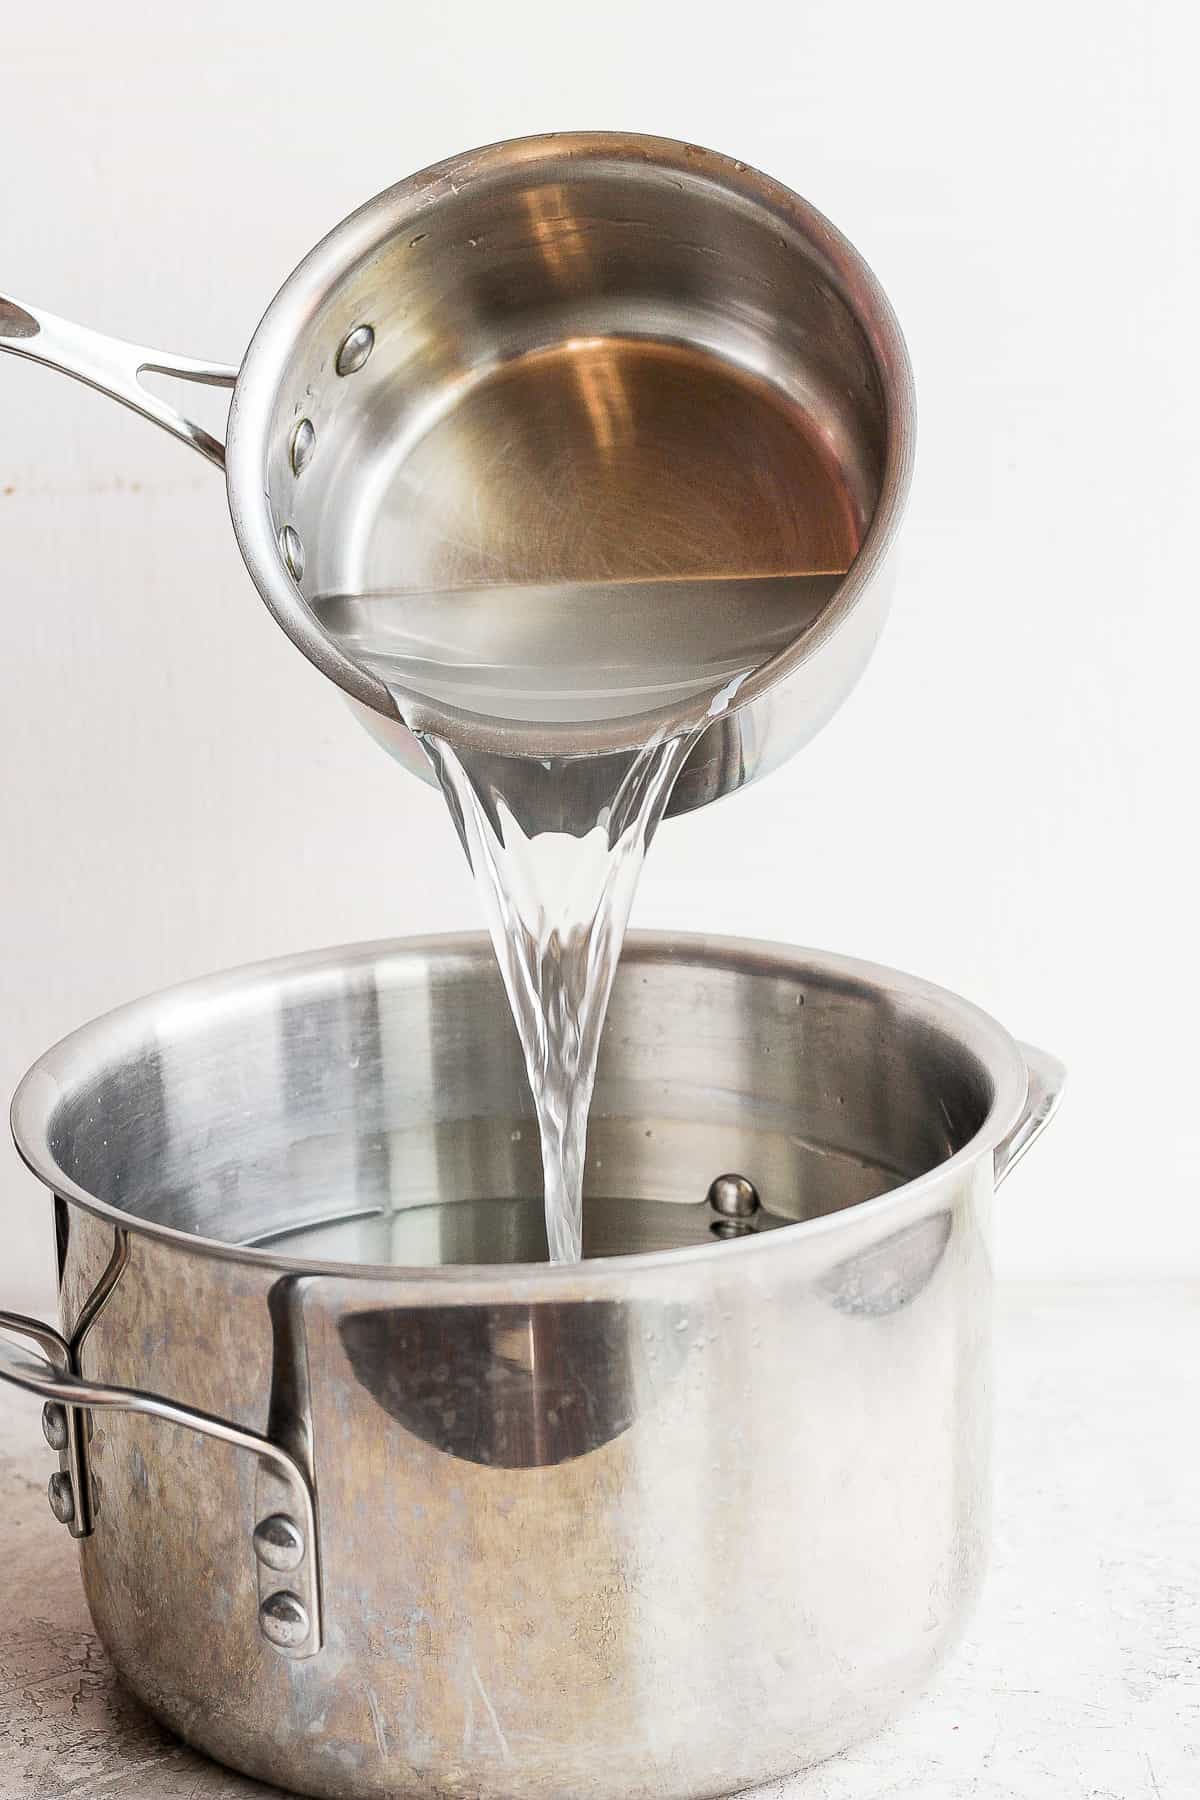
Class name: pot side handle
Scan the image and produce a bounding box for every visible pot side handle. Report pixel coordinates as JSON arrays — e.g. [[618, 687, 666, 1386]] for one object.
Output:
[[0, 295, 237, 468], [0, 1308, 322, 1658], [994, 1042, 1066, 1188]]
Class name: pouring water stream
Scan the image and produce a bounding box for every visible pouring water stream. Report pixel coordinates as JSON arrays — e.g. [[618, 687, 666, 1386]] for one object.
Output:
[[314, 570, 844, 1262]]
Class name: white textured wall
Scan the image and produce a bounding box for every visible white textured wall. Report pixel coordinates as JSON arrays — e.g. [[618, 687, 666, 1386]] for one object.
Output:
[[2, 1, 1196, 1299]]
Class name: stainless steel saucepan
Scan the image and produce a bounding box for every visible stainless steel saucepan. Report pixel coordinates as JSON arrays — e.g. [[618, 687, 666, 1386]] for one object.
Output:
[[0, 933, 1061, 1800], [0, 132, 914, 813]]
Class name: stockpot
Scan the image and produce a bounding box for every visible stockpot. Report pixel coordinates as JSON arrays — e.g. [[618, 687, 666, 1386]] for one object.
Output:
[[1, 933, 1062, 1800], [0, 131, 913, 814]]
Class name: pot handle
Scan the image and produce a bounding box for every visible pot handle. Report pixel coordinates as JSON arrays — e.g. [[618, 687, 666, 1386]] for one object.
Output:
[[994, 1042, 1066, 1187], [0, 1308, 322, 1658], [0, 296, 237, 469]]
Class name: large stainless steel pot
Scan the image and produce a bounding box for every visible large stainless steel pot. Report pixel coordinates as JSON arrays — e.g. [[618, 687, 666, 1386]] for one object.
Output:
[[0, 934, 1060, 1799], [0, 132, 913, 815]]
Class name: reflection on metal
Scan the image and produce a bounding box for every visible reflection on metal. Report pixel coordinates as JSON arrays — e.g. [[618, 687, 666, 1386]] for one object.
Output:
[[253, 1512, 306, 1572], [339, 1299, 685, 1468], [335, 323, 374, 376], [46, 1467, 76, 1524], [41, 1400, 68, 1450], [821, 1211, 955, 1318], [290, 416, 315, 475], [708, 1172, 762, 1237], [258, 1588, 311, 1649]]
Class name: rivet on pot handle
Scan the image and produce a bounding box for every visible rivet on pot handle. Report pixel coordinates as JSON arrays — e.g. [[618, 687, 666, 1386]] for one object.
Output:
[[0, 296, 237, 468], [994, 1042, 1066, 1188], [0, 1309, 322, 1658]]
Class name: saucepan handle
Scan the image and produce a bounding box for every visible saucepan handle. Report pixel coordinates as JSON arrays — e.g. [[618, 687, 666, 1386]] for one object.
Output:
[[0, 296, 237, 468], [0, 1308, 322, 1658], [993, 1042, 1066, 1188]]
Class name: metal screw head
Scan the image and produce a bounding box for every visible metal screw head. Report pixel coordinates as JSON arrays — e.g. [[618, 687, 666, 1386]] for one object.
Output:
[[47, 1470, 75, 1525], [290, 417, 316, 475], [253, 1513, 305, 1573], [279, 524, 305, 582], [335, 324, 374, 376], [707, 1173, 761, 1219], [259, 1590, 310, 1649], [42, 1402, 69, 1452]]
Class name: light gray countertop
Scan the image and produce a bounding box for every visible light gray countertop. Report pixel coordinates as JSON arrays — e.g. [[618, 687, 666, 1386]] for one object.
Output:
[[2, 1283, 1196, 1799]]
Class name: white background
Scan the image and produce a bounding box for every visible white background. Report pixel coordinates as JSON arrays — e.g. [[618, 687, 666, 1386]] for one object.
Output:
[[1, 2, 1195, 1301]]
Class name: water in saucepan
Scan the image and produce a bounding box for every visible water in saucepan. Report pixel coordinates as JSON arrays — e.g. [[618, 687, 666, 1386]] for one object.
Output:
[[311, 570, 844, 1262]]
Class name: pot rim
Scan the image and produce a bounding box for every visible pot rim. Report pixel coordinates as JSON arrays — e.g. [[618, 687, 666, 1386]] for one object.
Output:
[[224, 130, 916, 761], [9, 931, 1027, 1293]]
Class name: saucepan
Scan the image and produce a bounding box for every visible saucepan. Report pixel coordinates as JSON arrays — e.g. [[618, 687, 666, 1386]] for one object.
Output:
[[0, 131, 913, 812], [0, 933, 1061, 1800]]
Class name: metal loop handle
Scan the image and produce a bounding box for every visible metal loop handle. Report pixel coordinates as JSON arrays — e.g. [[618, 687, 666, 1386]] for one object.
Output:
[[0, 1308, 322, 1657], [994, 1042, 1066, 1188], [0, 296, 236, 468], [0, 1307, 70, 1369]]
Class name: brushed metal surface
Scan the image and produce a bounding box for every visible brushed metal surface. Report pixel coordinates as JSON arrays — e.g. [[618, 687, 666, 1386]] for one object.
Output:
[[4, 1283, 1191, 1800], [2, 934, 1062, 1800]]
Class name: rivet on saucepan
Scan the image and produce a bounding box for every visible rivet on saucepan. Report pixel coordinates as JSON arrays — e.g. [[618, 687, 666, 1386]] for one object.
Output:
[[253, 1513, 305, 1573], [279, 524, 305, 582], [708, 1173, 760, 1238], [290, 417, 316, 475], [335, 324, 374, 376], [42, 1401, 69, 1452], [47, 1469, 75, 1525], [259, 1590, 310, 1649]]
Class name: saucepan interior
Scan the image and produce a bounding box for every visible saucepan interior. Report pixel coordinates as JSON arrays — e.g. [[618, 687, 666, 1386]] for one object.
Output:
[[227, 132, 902, 758]]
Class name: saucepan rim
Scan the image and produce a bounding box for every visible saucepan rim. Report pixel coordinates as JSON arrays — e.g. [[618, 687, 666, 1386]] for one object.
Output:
[[224, 129, 917, 761], [9, 930, 1026, 1293]]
